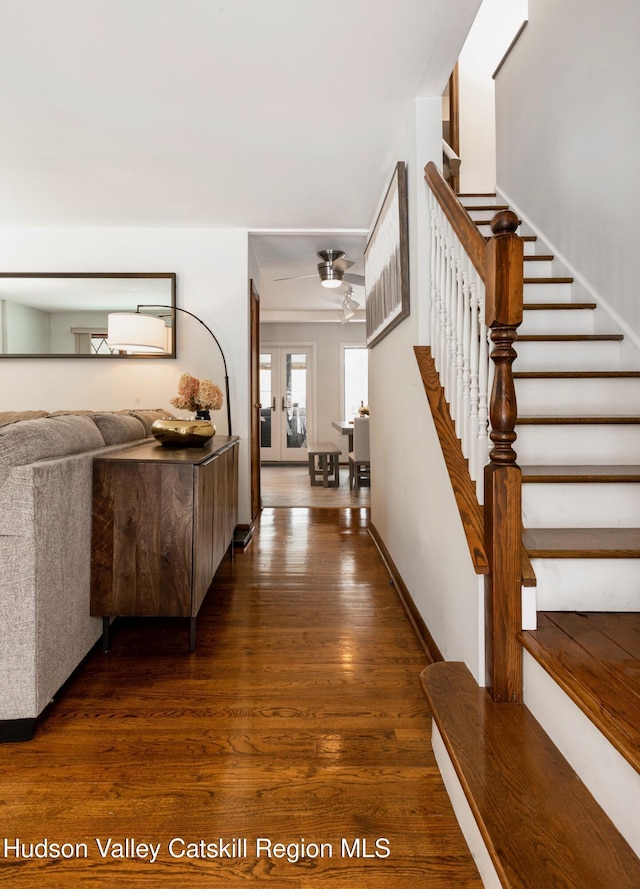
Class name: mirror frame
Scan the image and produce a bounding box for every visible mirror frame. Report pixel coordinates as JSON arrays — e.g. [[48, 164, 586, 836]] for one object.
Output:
[[0, 272, 176, 359]]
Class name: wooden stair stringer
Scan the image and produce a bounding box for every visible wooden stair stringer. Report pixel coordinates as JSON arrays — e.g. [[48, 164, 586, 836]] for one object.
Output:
[[414, 345, 488, 574]]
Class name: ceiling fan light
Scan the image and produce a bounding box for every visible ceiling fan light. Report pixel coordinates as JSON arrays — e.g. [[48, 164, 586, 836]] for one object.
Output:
[[343, 294, 360, 312], [322, 278, 342, 289]]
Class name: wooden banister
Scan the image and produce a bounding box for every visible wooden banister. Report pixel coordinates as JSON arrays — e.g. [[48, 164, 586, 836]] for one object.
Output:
[[425, 160, 487, 278], [424, 164, 524, 703]]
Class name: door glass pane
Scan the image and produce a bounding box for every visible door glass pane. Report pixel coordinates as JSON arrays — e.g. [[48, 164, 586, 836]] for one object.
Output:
[[285, 352, 307, 450], [260, 353, 272, 448], [344, 347, 368, 419]]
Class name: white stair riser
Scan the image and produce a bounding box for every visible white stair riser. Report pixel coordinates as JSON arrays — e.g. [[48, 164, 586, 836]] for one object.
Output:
[[523, 483, 640, 527], [523, 241, 539, 257], [460, 197, 503, 208], [523, 282, 573, 302], [515, 339, 622, 371], [515, 424, 640, 464], [531, 559, 640, 611], [522, 260, 555, 277], [516, 377, 640, 413], [521, 309, 594, 335]]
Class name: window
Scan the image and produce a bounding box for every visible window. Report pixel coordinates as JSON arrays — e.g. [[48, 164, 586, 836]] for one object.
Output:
[[342, 346, 368, 420]]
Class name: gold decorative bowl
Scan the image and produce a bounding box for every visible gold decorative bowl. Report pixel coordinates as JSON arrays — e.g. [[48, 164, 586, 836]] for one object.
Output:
[[151, 418, 215, 447]]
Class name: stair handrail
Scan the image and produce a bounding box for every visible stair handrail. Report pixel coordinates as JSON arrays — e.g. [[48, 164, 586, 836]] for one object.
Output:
[[424, 161, 524, 702], [442, 138, 461, 181]]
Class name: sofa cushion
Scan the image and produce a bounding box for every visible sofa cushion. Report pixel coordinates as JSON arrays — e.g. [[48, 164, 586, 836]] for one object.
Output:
[[0, 410, 49, 428], [129, 408, 175, 435], [90, 412, 146, 445], [0, 415, 105, 488]]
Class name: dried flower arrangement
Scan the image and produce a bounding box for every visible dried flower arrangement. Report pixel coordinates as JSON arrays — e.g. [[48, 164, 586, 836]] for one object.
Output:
[[170, 373, 224, 413]]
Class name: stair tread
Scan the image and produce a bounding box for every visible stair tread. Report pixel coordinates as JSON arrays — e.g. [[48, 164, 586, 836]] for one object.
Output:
[[523, 527, 640, 557], [524, 276, 574, 283], [522, 464, 640, 482], [517, 334, 623, 341], [514, 371, 640, 378], [518, 415, 640, 424], [523, 254, 555, 261], [465, 204, 510, 211], [523, 302, 596, 310], [521, 611, 640, 775], [483, 234, 538, 241], [421, 661, 640, 889]]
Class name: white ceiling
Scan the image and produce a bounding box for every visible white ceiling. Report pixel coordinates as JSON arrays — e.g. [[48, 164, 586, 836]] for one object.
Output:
[[0, 0, 481, 313]]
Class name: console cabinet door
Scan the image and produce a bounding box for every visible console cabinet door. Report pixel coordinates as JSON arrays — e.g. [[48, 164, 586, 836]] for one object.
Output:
[[192, 443, 239, 614], [91, 461, 194, 617]]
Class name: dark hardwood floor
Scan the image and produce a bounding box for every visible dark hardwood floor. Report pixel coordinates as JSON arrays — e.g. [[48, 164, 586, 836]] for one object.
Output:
[[261, 464, 370, 508], [0, 507, 481, 888]]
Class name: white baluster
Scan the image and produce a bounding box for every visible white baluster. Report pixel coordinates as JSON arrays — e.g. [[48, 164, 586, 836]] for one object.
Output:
[[477, 272, 489, 503], [468, 279, 480, 479], [460, 264, 472, 460]]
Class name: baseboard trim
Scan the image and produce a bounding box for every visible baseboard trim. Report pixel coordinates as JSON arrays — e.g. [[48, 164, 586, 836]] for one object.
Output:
[[369, 521, 443, 664]]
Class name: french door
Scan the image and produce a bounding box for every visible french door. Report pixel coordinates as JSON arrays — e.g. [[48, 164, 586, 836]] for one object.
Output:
[[260, 346, 314, 462]]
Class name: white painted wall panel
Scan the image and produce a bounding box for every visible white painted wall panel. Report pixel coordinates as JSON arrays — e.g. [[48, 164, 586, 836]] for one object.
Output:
[[495, 0, 640, 336]]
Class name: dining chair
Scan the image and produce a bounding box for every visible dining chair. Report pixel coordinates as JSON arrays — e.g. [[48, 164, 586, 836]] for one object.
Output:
[[348, 417, 370, 490]]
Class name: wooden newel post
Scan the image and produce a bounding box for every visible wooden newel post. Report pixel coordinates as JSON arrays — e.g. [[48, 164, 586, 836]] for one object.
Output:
[[484, 210, 524, 702]]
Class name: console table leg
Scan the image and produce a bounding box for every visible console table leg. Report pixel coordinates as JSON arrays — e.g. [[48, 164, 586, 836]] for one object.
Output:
[[189, 617, 197, 653], [102, 617, 110, 653]]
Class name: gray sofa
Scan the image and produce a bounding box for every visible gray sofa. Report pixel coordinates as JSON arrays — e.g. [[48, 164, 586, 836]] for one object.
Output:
[[0, 409, 173, 741]]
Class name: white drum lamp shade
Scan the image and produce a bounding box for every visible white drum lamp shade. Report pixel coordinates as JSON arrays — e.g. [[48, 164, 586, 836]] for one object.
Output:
[[107, 313, 166, 353]]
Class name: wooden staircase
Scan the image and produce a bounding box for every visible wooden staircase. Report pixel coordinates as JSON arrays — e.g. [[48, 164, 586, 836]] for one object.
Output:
[[420, 190, 640, 887]]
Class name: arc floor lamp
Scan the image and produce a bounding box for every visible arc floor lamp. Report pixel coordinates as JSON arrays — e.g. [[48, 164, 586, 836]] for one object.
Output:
[[107, 305, 232, 435]]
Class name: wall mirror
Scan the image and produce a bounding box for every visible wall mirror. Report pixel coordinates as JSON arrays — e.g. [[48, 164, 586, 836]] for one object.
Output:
[[0, 272, 176, 358]]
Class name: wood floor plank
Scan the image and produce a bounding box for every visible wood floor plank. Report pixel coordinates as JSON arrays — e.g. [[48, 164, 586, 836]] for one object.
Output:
[[0, 506, 481, 889]]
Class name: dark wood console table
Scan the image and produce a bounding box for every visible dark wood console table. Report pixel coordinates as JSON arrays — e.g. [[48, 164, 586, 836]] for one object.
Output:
[[91, 436, 239, 652]]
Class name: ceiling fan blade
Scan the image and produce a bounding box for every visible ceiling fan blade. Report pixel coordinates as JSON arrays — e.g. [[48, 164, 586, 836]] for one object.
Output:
[[331, 257, 355, 273], [343, 273, 365, 286], [274, 274, 318, 282]]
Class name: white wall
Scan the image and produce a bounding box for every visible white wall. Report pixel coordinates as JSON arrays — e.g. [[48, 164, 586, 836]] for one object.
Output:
[[369, 98, 484, 682], [458, 0, 528, 194], [261, 320, 366, 459], [496, 0, 640, 336], [0, 226, 252, 523]]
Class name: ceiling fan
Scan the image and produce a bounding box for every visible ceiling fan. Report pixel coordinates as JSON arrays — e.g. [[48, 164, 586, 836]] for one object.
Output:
[[275, 249, 365, 289]]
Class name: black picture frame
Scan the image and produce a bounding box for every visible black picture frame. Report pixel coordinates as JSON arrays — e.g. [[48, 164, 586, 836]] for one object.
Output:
[[364, 161, 410, 347]]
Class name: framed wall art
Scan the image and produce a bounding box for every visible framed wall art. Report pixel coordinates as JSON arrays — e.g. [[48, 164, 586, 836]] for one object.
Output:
[[364, 161, 410, 348]]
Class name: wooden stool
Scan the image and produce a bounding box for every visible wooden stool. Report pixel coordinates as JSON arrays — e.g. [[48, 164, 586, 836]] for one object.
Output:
[[307, 442, 341, 487]]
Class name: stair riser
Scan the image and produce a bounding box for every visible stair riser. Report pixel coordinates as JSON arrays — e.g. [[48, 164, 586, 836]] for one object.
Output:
[[516, 378, 640, 413], [522, 260, 555, 277], [523, 483, 640, 527], [523, 282, 573, 302], [514, 339, 622, 371], [520, 309, 594, 335], [460, 196, 502, 207], [515, 424, 640, 464], [532, 559, 640, 611]]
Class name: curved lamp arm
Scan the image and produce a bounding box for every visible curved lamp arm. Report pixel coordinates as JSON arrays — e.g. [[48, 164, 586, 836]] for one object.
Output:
[[138, 304, 232, 435]]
